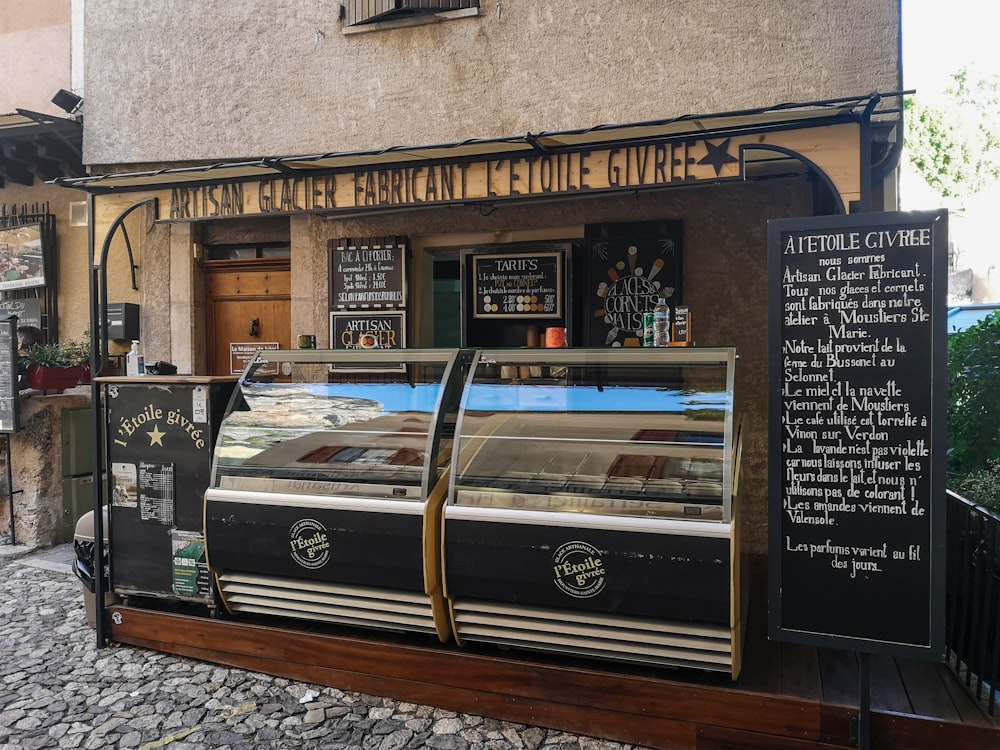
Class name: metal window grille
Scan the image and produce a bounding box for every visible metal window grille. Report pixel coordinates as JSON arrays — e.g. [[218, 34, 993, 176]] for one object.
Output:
[[344, 0, 478, 27]]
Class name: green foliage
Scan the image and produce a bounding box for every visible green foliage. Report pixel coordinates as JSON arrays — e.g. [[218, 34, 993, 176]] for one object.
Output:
[[904, 68, 1000, 199], [953, 458, 1000, 514], [948, 311, 1000, 475], [24, 333, 90, 368]]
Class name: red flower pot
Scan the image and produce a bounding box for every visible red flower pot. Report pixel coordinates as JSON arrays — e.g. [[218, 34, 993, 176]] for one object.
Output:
[[26, 364, 87, 392]]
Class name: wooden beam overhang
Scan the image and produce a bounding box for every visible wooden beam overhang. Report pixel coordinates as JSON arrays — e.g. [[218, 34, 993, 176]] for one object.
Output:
[[0, 111, 84, 188]]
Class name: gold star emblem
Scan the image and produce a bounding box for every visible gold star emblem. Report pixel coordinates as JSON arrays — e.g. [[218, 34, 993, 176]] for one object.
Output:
[[147, 424, 166, 446]]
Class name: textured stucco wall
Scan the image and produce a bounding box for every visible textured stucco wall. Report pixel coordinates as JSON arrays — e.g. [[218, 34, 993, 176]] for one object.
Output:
[[0, 0, 72, 115], [82, 0, 901, 166]]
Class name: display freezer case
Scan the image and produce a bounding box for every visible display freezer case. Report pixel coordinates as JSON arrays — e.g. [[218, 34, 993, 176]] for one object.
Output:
[[204, 349, 469, 640], [443, 347, 745, 674], [101, 376, 237, 604]]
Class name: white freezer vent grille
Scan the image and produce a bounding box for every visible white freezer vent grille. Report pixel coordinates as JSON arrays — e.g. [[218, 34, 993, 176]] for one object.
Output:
[[217, 572, 437, 634]]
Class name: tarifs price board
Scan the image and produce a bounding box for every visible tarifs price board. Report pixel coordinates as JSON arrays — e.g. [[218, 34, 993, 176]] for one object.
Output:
[[767, 210, 947, 658], [473, 252, 563, 319]]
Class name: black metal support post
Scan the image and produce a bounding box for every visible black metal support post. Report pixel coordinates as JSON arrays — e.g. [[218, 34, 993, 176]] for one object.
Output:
[[858, 651, 871, 749], [4, 436, 13, 544], [88, 196, 157, 649]]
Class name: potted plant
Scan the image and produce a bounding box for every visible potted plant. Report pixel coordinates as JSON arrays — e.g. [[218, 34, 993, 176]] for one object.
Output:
[[24, 334, 91, 391]]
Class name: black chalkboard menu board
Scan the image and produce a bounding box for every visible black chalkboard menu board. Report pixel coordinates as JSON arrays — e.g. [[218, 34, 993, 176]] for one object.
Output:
[[582, 222, 683, 347], [329, 237, 406, 308], [472, 252, 562, 319], [767, 210, 947, 658], [0, 299, 41, 331], [0, 315, 21, 433]]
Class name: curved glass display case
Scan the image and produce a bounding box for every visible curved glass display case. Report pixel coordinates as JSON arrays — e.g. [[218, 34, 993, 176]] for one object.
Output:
[[444, 347, 745, 674], [450, 348, 735, 521], [204, 349, 469, 641]]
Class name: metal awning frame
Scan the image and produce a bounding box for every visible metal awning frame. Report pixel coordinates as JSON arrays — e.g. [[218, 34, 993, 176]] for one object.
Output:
[[55, 92, 906, 197]]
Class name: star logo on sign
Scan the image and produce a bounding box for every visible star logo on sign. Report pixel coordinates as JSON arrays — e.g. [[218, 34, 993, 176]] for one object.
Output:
[[698, 137, 739, 177], [147, 424, 166, 446]]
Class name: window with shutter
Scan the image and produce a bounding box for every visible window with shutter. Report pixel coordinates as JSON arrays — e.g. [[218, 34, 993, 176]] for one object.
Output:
[[343, 0, 479, 28]]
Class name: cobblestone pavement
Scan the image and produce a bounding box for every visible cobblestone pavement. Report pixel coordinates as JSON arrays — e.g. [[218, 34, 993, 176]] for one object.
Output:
[[0, 545, 650, 750]]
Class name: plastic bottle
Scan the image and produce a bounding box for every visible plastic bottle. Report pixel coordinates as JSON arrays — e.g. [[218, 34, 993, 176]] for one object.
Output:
[[653, 295, 671, 347], [126, 340, 145, 376]]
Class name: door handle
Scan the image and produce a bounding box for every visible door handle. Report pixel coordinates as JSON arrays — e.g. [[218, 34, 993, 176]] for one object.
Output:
[[249, 318, 260, 337]]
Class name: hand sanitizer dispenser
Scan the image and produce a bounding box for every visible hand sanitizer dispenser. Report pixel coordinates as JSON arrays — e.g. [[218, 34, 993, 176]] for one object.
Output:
[[126, 340, 145, 376]]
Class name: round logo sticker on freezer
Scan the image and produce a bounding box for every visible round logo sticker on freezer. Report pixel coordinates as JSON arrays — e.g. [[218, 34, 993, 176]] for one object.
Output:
[[289, 518, 331, 569], [552, 541, 607, 598]]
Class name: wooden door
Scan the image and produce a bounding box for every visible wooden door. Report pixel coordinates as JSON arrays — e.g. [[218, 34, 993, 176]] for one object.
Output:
[[206, 261, 291, 376]]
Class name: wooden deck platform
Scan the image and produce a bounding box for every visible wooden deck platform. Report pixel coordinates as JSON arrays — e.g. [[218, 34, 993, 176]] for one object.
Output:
[[103, 566, 999, 750]]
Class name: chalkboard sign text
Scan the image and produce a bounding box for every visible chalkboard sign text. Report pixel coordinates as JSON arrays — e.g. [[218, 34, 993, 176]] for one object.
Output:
[[330, 238, 406, 308], [473, 252, 562, 319], [767, 210, 947, 659]]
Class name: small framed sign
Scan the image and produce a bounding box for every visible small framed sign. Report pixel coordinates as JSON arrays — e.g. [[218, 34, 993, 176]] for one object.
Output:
[[330, 310, 406, 371], [0, 223, 46, 291], [230, 341, 280, 376], [473, 251, 563, 319]]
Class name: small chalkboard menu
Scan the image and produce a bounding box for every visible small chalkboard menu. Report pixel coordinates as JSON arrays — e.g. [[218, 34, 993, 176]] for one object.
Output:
[[329, 237, 406, 308], [767, 210, 947, 659], [473, 252, 562, 319], [0, 298, 41, 331], [0, 315, 21, 433]]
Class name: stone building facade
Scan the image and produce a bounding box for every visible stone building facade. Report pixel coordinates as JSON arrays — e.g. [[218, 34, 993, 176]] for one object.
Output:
[[0, 0, 92, 548], [70, 0, 904, 556]]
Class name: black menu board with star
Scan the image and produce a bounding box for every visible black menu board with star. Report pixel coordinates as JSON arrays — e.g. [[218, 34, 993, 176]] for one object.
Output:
[[767, 210, 947, 658]]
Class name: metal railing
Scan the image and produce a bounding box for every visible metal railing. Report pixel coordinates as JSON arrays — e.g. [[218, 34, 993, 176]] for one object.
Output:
[[946, 489, 1000, 718]]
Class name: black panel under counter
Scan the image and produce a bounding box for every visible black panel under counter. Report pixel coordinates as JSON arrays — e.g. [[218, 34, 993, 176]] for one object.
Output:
[[205, 500, 425, 590], [444, 518, 732, 625]]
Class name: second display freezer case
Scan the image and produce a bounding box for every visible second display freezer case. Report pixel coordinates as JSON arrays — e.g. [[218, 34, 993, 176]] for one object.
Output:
[[443, 347, 745, 674]]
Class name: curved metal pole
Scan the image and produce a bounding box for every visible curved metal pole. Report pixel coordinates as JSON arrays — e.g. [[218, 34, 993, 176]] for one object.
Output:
[[739, 143, 847, 215], [89, 196, 157, 648]]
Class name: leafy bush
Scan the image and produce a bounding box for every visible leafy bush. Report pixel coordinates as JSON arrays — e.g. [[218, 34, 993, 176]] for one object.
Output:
[[948, 311, 1000, 476], [23, 332, 90, 368], [953, 458, 1000, 514]]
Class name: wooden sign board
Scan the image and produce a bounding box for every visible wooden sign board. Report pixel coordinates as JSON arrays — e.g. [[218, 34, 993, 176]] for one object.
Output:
[[0, 298, 41, 331], [767, 210, 947, 659], [472, 252, 562, 319]]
